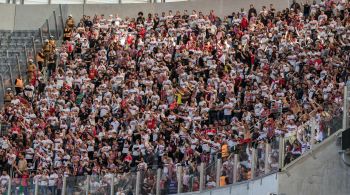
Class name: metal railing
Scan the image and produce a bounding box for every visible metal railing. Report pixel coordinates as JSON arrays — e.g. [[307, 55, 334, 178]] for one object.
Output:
[[282, 102, 344, 167]]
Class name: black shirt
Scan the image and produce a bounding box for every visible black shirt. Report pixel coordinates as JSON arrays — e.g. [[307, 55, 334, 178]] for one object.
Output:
[[304, 4, 311, 16]]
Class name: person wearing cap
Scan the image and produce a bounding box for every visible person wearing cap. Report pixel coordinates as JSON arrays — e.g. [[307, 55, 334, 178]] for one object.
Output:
[[49, 35, 56, 51], [65, 14, 75, 29]]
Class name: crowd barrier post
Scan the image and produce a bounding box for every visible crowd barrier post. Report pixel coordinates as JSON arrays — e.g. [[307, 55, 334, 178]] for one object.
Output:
[[0, 75, 4, 95], [59, 4, 65, 33], [216, 158, 221, 187], [53, 11, 59, 39], [31, 37, 37, 63], [310, 118, 316, 149], [233, 154, 238, 183], [343, 85, 349, 130], [46, 19, 51, 37], [86, 175, 90, 195], [110, 174, 115, 195], [23, 45, 28, 68], [265, 142, 271, 174], [31, 37, 40, 79], [7, 177, 11, 195], [251, 148, 256, 179], [61, 176, 67, 195], [278, 135, 285, 170], [135, 171, 141, 195], [39, 28, 43, 46], [34, 177, 39, 195], [15, 54, 21, 78], [199, 162, 205, 191], [7, 63, 14, 91], [177, 165, 183, 193], [156, 168, 161, 195]]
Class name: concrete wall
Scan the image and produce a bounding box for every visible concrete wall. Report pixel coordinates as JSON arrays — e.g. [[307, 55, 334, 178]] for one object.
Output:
[[180, 173, 279, 195], [0, 4, 16, 30], [0, 0, 292, 31], [66, 0, 290, 19], [13, 4, 60, 30], [278, 132, 350, 195]]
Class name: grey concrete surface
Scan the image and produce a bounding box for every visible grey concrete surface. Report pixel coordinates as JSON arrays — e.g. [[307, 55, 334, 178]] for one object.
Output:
[[179, 172, 279, 195], [13, 4, 60, 30], [278, 132, 350, 195], [0, 4, 16, 30]]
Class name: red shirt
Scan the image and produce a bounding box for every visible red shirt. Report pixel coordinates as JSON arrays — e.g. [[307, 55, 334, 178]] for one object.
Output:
[[21, 174, 29, 186], [147, 118, 156, 129], [205, 129, 216, 135], [241, 17, 249, 29], [127, 35, 134, 45], [11, 125, 21, 134], [89, 68, 97, 80], [124, 154, 132, 162]]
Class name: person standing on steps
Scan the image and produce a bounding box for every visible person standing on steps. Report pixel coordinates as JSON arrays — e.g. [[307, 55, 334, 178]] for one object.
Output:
[[14, 75, 24, 95]]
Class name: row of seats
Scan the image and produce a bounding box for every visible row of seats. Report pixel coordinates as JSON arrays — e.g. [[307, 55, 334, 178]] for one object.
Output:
[[0, 30, 40, 84], [11, 30, 38, 38], [0, 50, 24, 58]]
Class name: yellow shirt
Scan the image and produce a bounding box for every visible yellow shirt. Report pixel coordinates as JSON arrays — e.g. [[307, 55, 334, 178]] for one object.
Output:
[[219, 176, 226, 187], [175, 93, 182, 105], [15, 79, 23, 88]]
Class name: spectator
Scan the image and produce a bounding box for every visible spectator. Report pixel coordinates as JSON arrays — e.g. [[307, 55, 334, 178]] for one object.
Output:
[[0, 1, 349, 193]]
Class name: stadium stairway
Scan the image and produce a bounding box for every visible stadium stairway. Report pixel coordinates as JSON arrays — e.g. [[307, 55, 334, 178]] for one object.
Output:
[[0, 30, 43, 105]]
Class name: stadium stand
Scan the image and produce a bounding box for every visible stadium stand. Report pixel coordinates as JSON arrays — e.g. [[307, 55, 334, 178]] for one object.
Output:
[[0, 0, 350, 195]]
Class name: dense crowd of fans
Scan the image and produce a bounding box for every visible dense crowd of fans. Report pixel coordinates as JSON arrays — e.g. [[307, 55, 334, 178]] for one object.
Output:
[[1, 0, 350, 194]]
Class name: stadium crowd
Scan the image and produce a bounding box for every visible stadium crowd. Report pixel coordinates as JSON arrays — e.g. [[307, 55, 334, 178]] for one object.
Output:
[[1, 0, 350, 194]]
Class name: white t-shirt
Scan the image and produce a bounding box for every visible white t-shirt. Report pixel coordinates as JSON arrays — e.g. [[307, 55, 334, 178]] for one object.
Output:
[[0, 175, 10, 186], [223, 103, 233, 115], [25, 148, 34, 160], [48, 173, 58, 186]]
